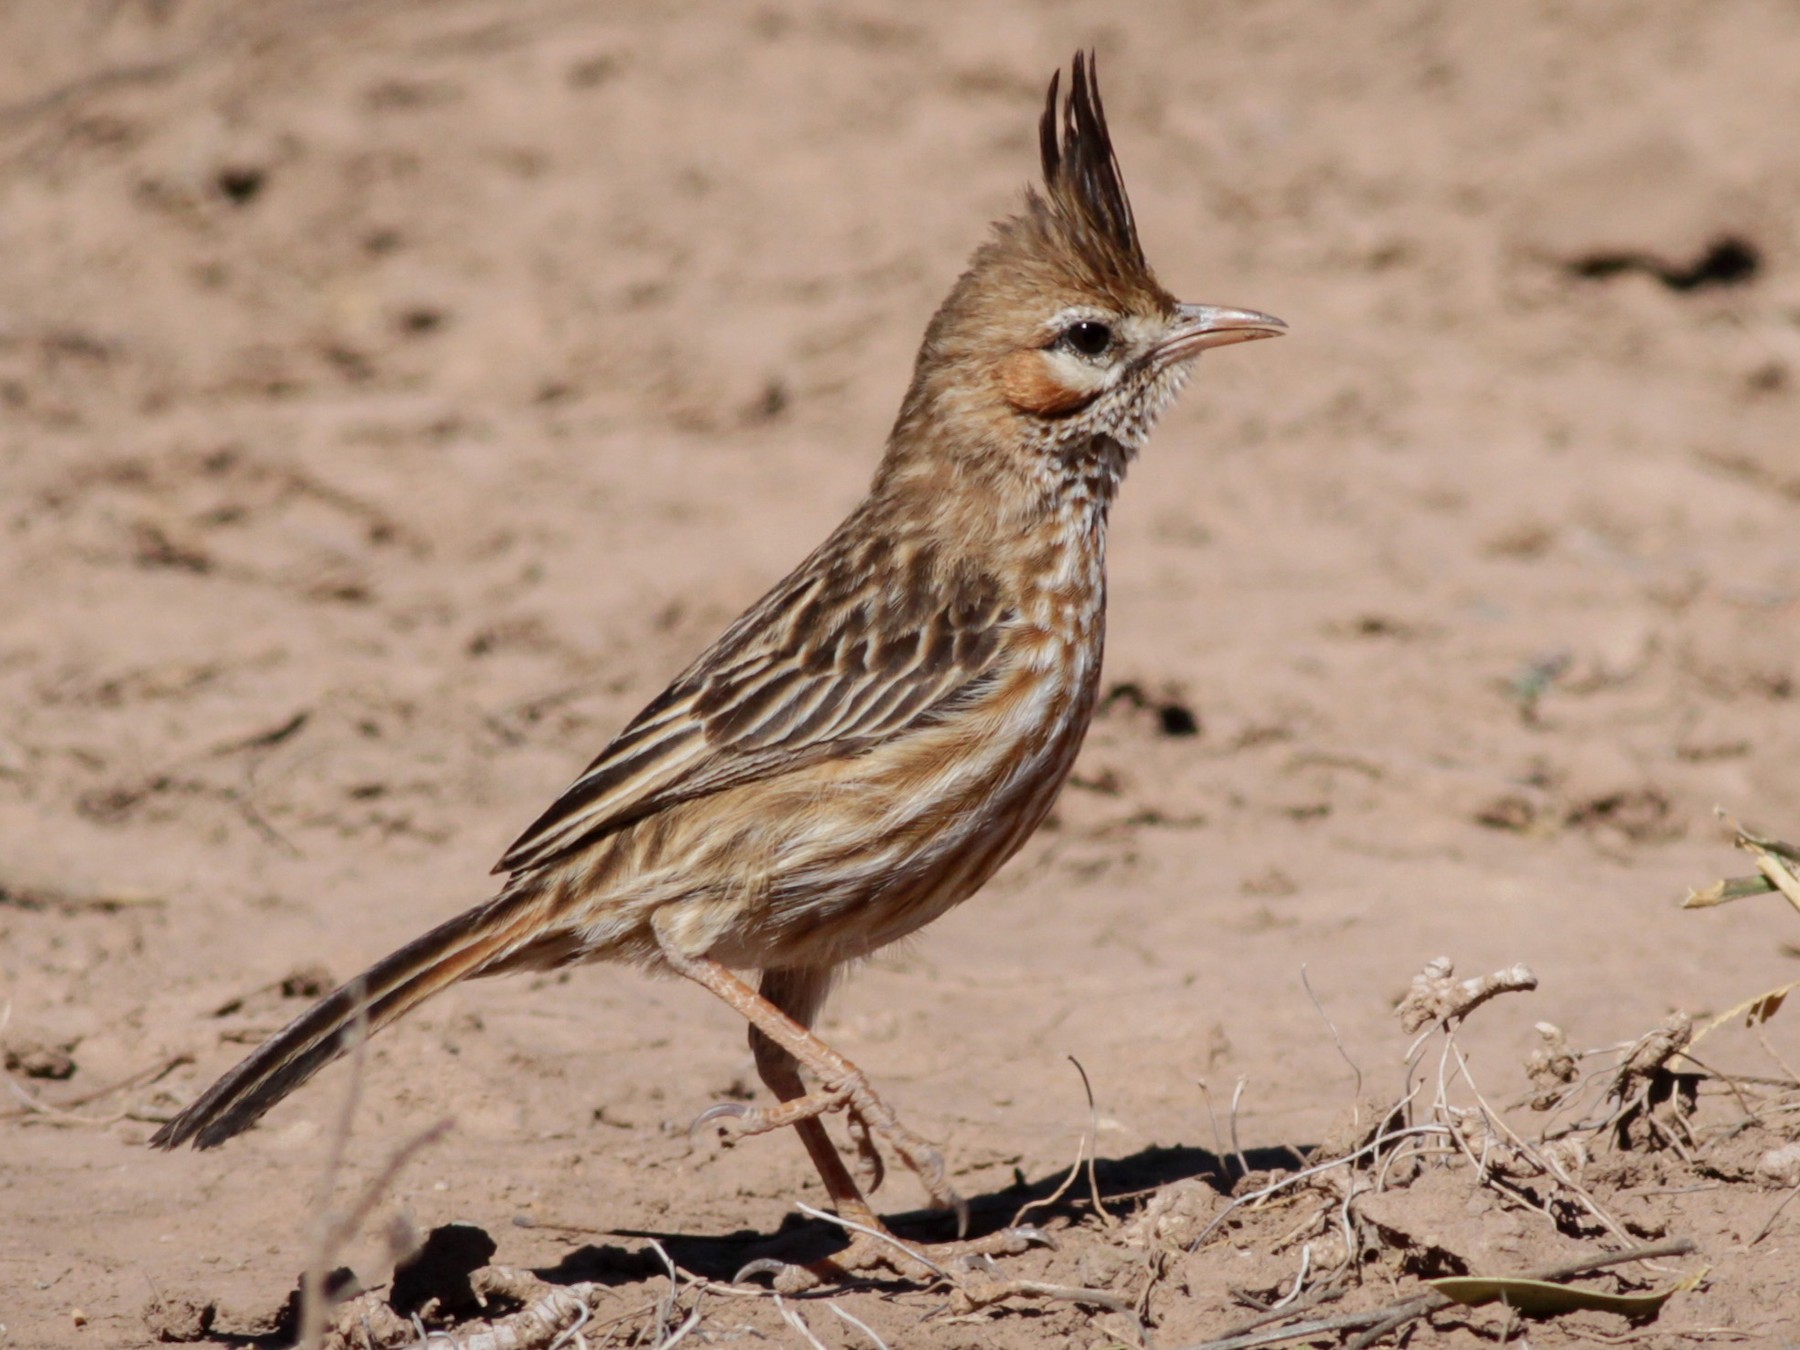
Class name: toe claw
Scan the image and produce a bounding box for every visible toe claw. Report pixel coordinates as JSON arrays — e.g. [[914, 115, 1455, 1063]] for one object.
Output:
[[957, 1252, 1003, 1276], [1008, 1223, 1056, 1250], [845, 1106, 886, 1195], [947, 1226, 1053, 1266], [689, 1101, 751, 1136], [736, 1255, 828, 1294], [732, 1257, 792, 1285]]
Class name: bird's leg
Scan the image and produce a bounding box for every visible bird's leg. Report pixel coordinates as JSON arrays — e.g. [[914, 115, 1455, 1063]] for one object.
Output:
[[659, 944, 1046, 1290], [746, 969, 892, 1220], [745, 970, 882, 1198], [659, 944, 959, 1218], [708, 969, 887, 1193]]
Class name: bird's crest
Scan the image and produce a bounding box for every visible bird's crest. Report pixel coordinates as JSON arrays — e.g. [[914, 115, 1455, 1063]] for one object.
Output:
[[1035, 53, 1148, 284]]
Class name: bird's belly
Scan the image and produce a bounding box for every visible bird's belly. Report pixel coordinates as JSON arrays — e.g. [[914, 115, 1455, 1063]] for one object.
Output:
[[538, 626, 1104, 974]]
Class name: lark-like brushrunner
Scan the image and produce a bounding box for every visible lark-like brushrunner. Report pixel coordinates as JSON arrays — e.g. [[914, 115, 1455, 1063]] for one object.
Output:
[[153, 52, 1284, 1287]]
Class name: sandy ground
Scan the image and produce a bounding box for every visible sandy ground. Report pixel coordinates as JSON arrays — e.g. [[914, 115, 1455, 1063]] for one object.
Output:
[[5, 2, 1800, 1346]]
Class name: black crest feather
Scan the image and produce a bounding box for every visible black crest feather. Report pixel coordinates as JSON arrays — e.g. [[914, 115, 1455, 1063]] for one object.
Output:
[[1038, 52, 1146, 275]]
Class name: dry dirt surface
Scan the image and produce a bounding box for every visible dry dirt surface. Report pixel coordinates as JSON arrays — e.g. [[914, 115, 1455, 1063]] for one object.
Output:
[[6, 3, 1800, 1347]]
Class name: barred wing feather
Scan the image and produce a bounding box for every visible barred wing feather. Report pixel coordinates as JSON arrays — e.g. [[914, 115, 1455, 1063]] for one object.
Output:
[[494, 541, 1012, 876]]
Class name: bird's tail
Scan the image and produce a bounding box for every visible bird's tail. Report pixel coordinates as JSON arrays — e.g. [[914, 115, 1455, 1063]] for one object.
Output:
[[150, 889, 550, 1150]]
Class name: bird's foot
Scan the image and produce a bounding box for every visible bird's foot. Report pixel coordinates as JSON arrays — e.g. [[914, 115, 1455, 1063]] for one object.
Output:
[[735, 1209, 1053, 1294], [694, 1075, 960, 1225]]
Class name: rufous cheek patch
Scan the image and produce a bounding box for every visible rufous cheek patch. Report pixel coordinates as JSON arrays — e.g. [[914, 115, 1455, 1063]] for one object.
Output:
[[999, 351, 1096, 417]]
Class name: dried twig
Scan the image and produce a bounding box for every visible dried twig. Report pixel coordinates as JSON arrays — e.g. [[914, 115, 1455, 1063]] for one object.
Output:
[[772, 1294, 831, 1350], [1172, 1239, 1696, 1350], [1190, 1121, 1451, 1252], [828, 1301, 893, 1350], [0, 880, 165, 913], [0, 1004, 194, 1125], [1072, 1057, 1116, 1228], [1012, 1055, 1106, 1230], [297, 989, 452, 1350], [1302, 964, 1363, 1101], [298, 992, 370, 1350], [1747, 1181, 1800, 1247], [1443, 1039, 1633, 1244], [787, 1201, 952, 1280]]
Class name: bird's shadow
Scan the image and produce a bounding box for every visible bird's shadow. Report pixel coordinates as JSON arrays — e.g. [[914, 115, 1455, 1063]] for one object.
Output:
[[199, 1140, 1310, 1344], [546, 1137, 1308, 1287]]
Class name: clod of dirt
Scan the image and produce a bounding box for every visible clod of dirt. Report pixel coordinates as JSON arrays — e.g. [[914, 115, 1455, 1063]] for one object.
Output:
[[1228, 1167, 1282, 1198], [214, 165, 267, 206], [1756, 1142, 1800, 1187], [1483, 521, 1557, 559], [1475, 793, 1542, 833], [1354, 1173, 1476, 1278], [566, 53, 621, 88], [1123, 1177, 1223, 1248], [1567, 788, 1681, 843], [4, 1040, 77, 1080], [741, 378, 790, 423], [1159, 702, 1200, 736], [142, 1294, 216, 1342], [1397, 956, 1537, 1032], [272, 1268, 360, 1344], [395, 305, 448, 337], [1476, 787, 1681, 843], [1310, 1096, 1407, 1162], [130, 520, 212, 573], [212, 966, 336, 1017], [1567, 234, 1761, 292], [280, 966, 334, 999], [1240, 866, 1297, 896], [1526, 1022, 1579, 1110], [1744, 361, 1788, 396], [1101, 681, 1202, 739], [1336, 613, 1423, 640]]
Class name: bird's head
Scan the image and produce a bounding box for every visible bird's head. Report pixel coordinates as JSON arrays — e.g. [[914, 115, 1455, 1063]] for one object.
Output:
[[881, 53, 1283, 512]]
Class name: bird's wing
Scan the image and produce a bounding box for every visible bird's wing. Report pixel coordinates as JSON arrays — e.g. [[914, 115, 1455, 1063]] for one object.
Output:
[[494, 531, 1014, 875]]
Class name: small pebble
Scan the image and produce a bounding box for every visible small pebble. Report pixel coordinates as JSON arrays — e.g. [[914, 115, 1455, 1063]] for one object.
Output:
[[1757, 1142, 1800, 1186]]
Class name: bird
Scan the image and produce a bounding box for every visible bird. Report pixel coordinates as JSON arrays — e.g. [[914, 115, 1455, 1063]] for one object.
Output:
[[151, 52, 1284, 1287]]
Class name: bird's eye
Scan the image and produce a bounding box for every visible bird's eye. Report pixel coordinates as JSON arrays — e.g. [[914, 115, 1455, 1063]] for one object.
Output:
[[1062, 320, 1113, 357]]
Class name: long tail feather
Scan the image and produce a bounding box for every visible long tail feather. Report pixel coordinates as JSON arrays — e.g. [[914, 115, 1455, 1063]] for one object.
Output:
[[151, 894, 545, 1150]]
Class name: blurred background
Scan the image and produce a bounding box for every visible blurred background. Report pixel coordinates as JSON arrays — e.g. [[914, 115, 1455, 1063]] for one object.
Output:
[[3, 1, 1798, 1342]]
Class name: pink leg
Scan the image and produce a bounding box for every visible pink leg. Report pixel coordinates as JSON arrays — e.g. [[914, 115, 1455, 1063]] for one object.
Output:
[[656, 932, 1045, 1291]]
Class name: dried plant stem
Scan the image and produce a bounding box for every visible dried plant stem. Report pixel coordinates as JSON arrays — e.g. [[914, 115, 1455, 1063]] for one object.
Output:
[[1012, 1055, 1106, 1230], [1190, 1122, 1451, 1252], [297, 989, 451, 1350], [1174, 1239, 1696, 1350]]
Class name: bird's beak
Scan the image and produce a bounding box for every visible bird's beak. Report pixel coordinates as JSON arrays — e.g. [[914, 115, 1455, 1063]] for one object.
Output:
[[1153, 303, 1287, 364]]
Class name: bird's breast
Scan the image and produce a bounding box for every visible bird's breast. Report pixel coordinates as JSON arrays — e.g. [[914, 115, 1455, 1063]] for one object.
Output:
[[643, 530, 1111, 970]]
